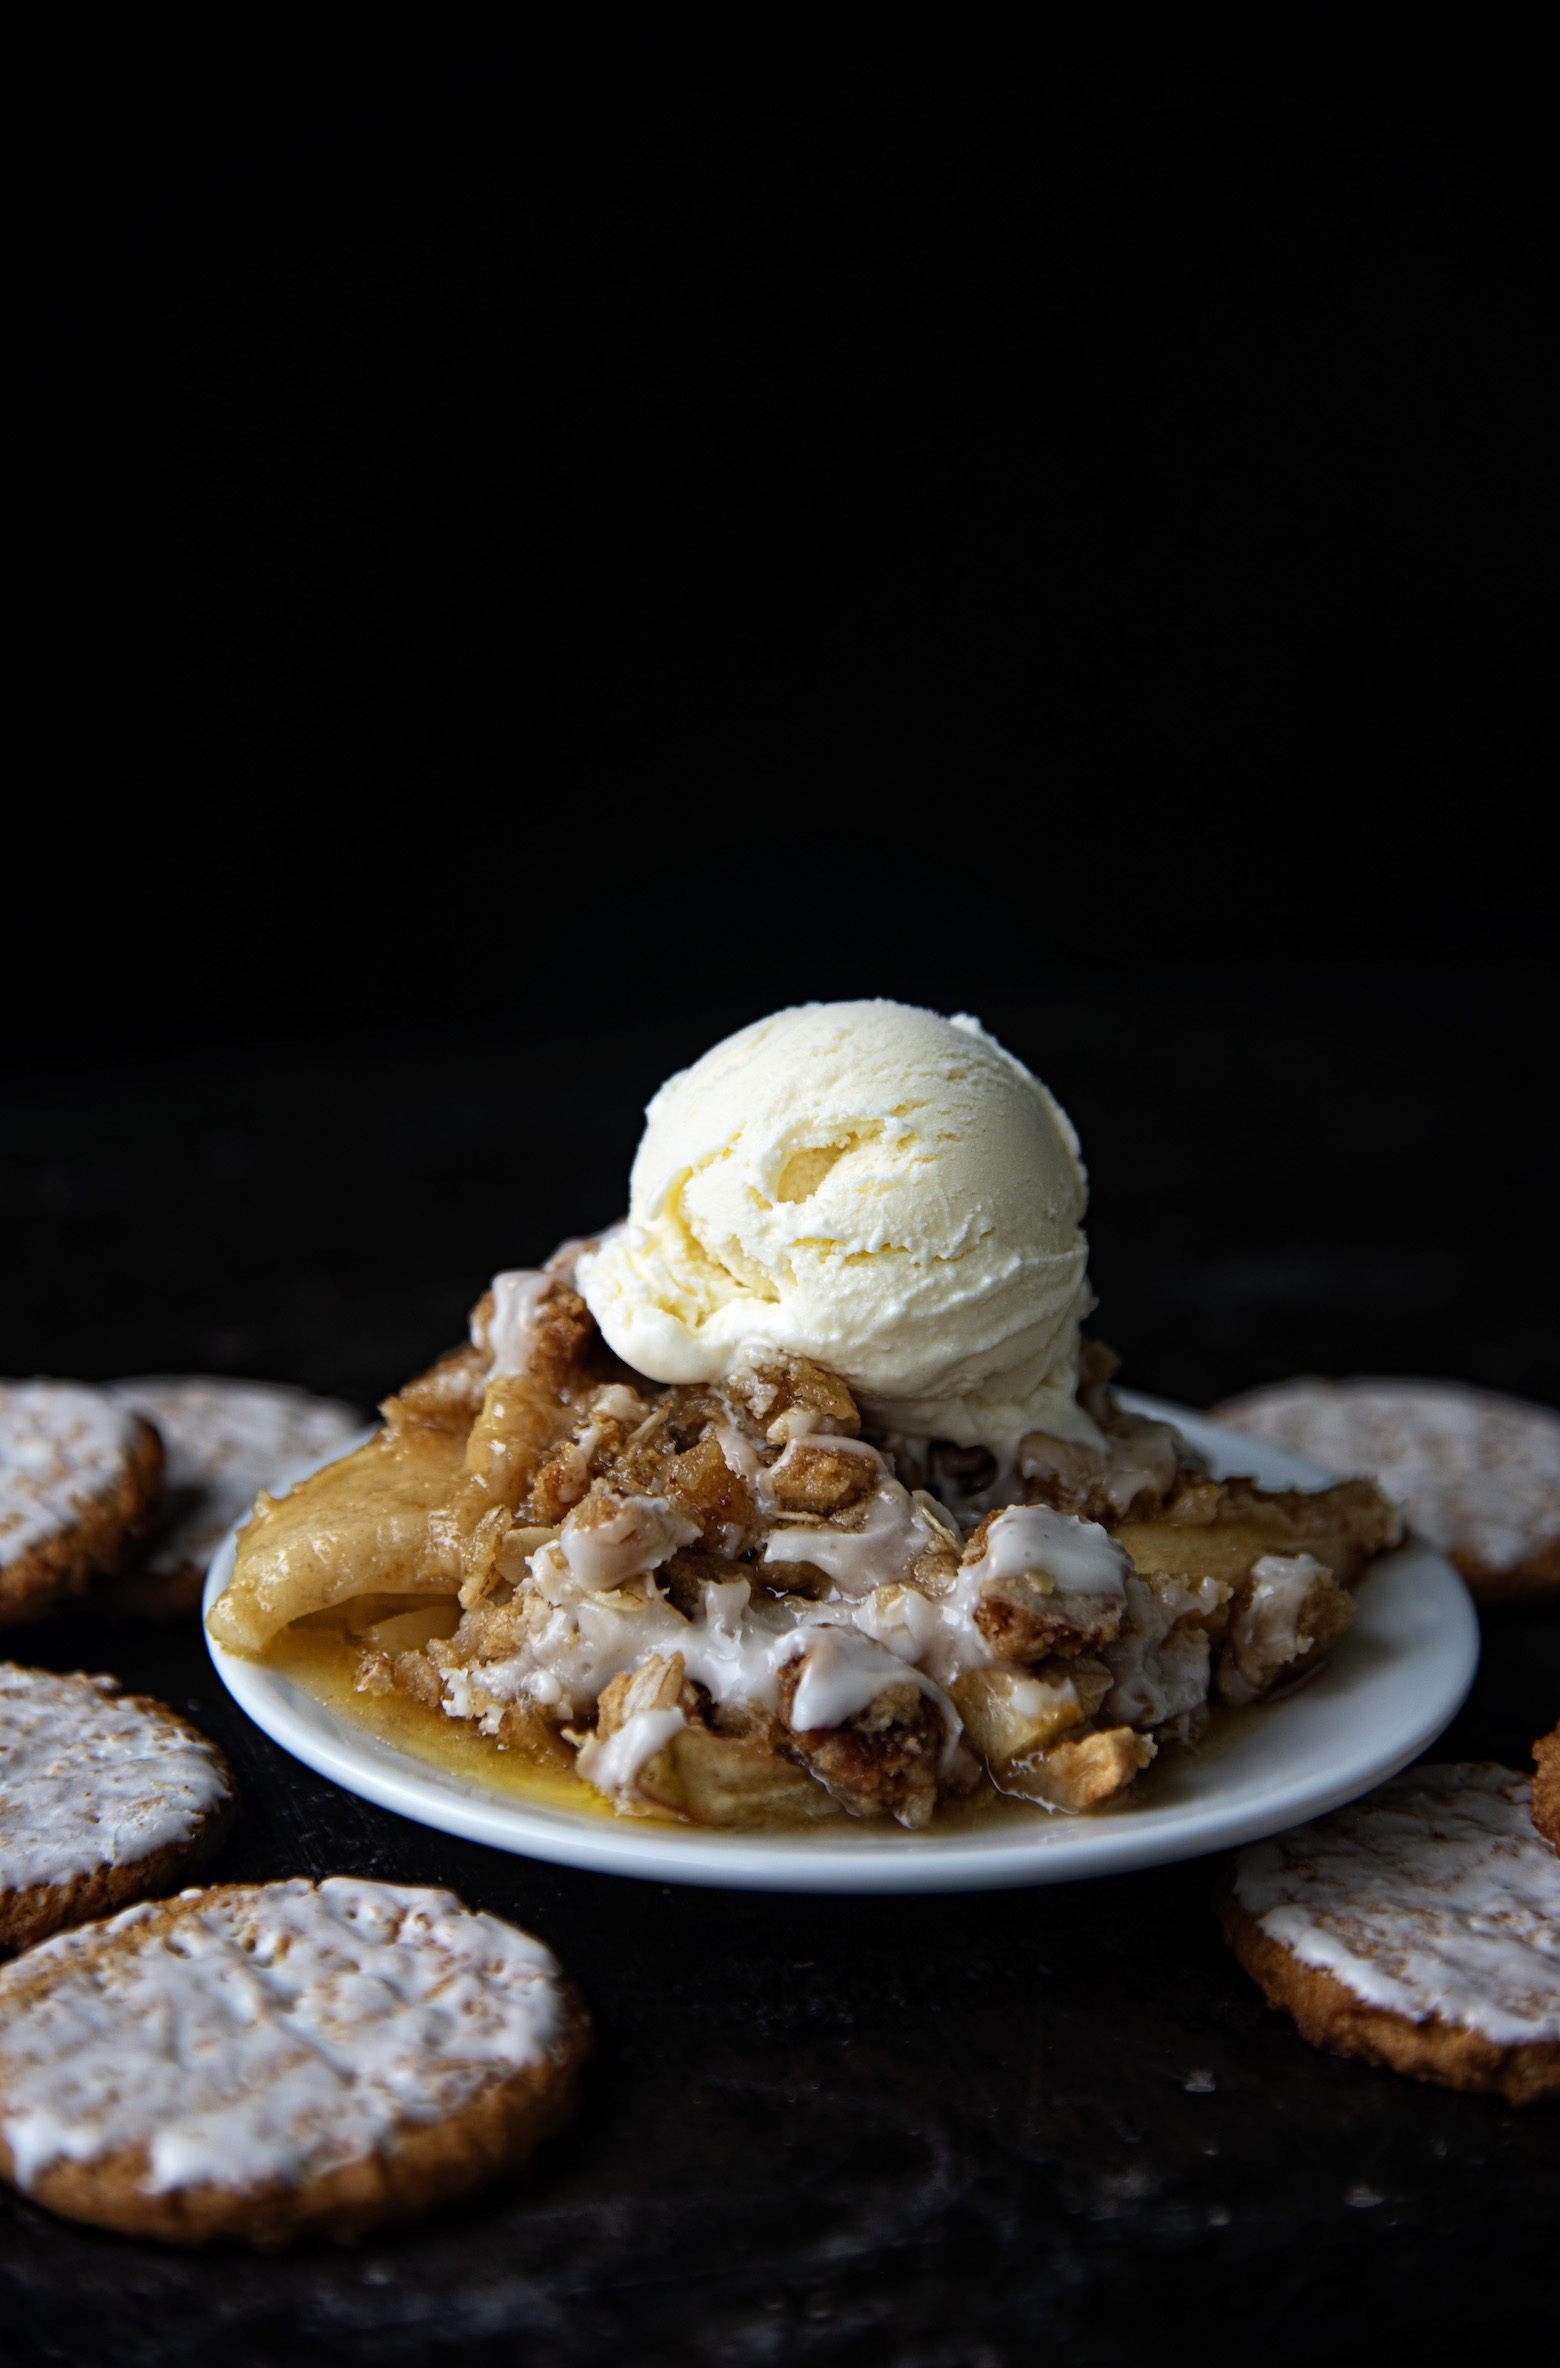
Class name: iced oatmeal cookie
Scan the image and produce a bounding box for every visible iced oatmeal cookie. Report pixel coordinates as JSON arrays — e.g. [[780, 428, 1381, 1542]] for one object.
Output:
[[1218, 1763, 1560, 2102], [0, 1878, 588, 2244], [0, 1666, 237, 1952], [102, 1377, 362, 1618], [1530, 1722, 1560, 1851], [1215, 1378, 1560, 1610], [0, 1381, 162, 1627]]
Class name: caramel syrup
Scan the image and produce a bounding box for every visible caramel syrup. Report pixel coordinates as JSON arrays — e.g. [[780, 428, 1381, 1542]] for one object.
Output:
[[262, 1610, 1269, 1833], [263, 1622, 615, 1818]]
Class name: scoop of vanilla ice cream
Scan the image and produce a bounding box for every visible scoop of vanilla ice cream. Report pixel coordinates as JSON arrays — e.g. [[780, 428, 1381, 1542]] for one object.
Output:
[[576, 1000, 1100, 1451]]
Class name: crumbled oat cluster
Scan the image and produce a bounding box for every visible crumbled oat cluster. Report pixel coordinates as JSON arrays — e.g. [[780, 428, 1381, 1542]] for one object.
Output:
[[212, 1274, 1399, 1830]]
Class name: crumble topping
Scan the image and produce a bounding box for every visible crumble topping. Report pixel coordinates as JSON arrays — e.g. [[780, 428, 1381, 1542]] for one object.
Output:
[[212, 1275, 1400, 1830]]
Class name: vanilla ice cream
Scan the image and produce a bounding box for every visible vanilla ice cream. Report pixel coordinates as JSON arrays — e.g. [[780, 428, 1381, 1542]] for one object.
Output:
[[576, 1001, 1100, 1451]]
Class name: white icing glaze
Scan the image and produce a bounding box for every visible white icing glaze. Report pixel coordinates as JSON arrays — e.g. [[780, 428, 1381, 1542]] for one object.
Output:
[[769, 1433, 883, 1475], [0, 1879, 565, 2196], [444, 1570, 800, 1730], [914, 1560, 997, 1689], [539, 1493, 700, 1594], [106, 1378, 360, 1576], [764, 1406, 851, 1444], [574, 1707, 686, 1797], [1097, 1415, 1184, 1513], [439, 1584, 684, 1729], [678, 1579, 792, 1709], [774, 1624, 960, 1763], [593, 1384, 646, 1427], [715, 1425, 764, 1495], [853, 1582, 945, 1666], [1007, 1670, 1081, 1724], [1216, 1379, 1560, 1572], [1233, 1764, 1560, 2045], [481, 1271, 554, 1378], [0, 1383, 139, 1569], [0, 1668, 231, 1896], [898, 1504, 1128, 1693], [1219, 1553, 1325, 1707], [1103, 1573, 1223, 1730], [762, 1476, 936, 1599], [961, 1504, 1129, 1597]]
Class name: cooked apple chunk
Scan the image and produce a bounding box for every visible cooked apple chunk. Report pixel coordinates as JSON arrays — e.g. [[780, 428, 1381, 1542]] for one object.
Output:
[[953, 1659, 1112, 1766], [997, 1724, 1156, 1812]]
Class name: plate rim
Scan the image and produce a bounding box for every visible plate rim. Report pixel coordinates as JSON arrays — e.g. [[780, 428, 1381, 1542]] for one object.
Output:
[[203, 1393, 1480, 1893]]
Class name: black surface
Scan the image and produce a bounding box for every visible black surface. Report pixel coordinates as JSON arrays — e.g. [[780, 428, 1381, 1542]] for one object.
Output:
[[6, 22, 1551, 1020], [6, 968, 1557, 1418], [4, 972, 1560, 2364], [5, 1585, 1558, 2366], [5, 19, 1558, 2363]]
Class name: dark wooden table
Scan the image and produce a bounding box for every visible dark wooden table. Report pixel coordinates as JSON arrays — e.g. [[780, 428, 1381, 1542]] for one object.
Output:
[[5, 1584, 1556, 2366]]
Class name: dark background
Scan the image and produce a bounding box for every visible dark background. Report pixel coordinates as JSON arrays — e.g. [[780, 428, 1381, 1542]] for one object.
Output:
[[4, 15, 1557, 2364]]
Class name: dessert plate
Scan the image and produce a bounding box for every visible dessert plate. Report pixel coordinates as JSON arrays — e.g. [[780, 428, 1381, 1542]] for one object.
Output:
[[204, 1396, 1479, 1893]]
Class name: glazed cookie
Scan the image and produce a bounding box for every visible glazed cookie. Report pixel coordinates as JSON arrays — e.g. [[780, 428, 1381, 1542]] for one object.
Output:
[[0, 1666, 237, 1953], [1531, 1723, 1560, 1852], [0, 1878, 588, 2245], [1214, 1378, 1560, 1609], [102, 1377, 361, 1618], [1218, 1763, 1560, 2103], [0, 1380, 162, 1627]]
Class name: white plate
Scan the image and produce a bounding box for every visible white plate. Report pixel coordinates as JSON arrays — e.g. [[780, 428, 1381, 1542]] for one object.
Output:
[[203, 1394, 1479, 1893]]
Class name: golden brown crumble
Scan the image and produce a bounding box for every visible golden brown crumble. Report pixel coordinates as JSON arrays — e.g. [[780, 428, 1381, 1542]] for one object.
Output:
[[212, 1288, 1399, 1832]]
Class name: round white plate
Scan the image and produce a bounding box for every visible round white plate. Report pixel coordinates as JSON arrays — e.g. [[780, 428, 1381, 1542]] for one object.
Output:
[[203, 1394, 1479, 1893]]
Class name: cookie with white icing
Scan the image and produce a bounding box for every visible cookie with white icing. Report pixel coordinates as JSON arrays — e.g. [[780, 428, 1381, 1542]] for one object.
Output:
[[101, 1377, 362, 1619], [1530, 1723, 1560, 1852], [0, 1666, 238, 1953], [1214, 1378, 1560, 1609], [0, 1878, 588, 2245], [0, 1381, 162, 1627], [1218, 1763, 1560, 2102]]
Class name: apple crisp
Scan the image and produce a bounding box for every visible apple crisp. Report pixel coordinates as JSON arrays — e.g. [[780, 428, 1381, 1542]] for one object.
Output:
[[209, 1273, 1400, 1830]]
